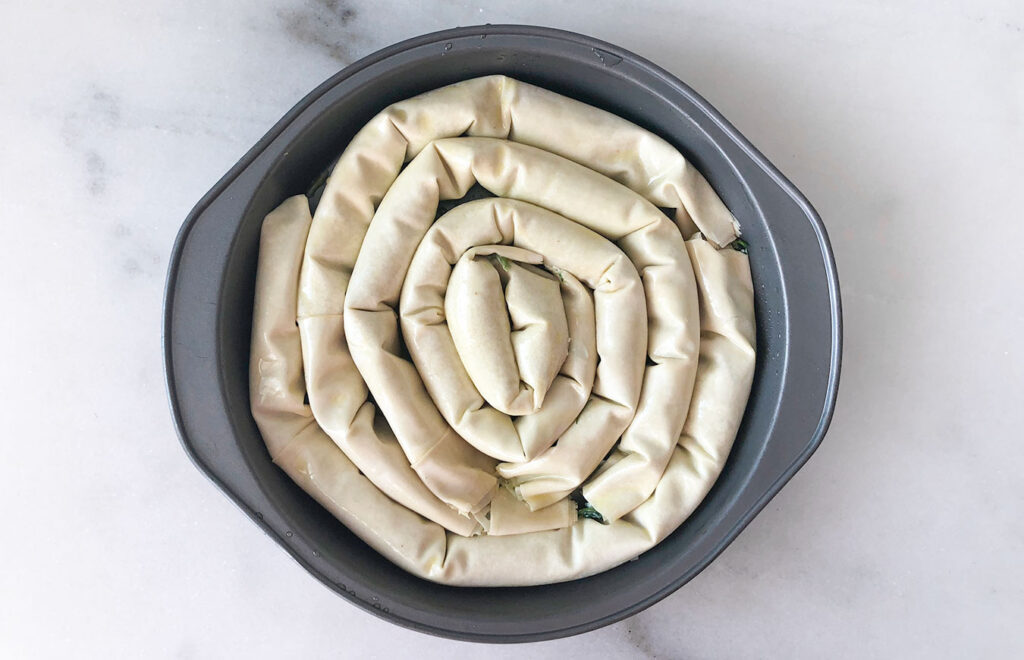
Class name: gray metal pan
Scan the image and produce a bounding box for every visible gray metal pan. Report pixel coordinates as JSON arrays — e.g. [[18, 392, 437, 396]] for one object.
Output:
[[162, 24, 842, 642]]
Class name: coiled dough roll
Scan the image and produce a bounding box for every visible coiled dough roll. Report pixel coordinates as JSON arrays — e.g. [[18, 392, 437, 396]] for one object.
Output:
[[249, 76, 755, 585]]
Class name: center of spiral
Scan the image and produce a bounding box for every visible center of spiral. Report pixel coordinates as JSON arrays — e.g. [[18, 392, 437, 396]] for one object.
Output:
[[445, 245, 569, 417]]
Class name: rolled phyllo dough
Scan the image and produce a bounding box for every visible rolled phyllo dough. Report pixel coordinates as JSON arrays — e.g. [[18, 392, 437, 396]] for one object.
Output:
[[249, 76, 755, 585]]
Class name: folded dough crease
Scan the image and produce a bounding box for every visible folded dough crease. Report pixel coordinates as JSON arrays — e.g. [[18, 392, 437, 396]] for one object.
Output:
[[249, 77, 755, 586]]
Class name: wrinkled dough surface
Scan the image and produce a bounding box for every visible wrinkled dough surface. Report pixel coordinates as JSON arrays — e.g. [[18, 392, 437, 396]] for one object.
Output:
[[446, 247, 568, 417], [403, 215, 597, 464], [249, 76, 755, 586]]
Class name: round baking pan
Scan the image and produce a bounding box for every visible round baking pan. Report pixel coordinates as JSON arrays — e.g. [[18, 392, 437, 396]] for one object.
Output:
[[163, 24, 842, 642]]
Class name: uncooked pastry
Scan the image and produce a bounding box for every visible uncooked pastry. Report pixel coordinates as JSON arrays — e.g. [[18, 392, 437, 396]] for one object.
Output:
[[249, 76, 755, 586]]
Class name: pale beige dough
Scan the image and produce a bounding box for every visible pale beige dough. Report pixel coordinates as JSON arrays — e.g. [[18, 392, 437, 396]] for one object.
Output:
[[249, 76, 755, 585], [402, 228, 597, 464]]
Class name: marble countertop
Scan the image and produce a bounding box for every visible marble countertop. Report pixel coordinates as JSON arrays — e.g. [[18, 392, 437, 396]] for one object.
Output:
[[1, 1, 1021, 657]]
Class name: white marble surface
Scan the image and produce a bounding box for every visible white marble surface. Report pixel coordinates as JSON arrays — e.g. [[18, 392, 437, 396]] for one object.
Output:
[[1, 0, 1022, 657]]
